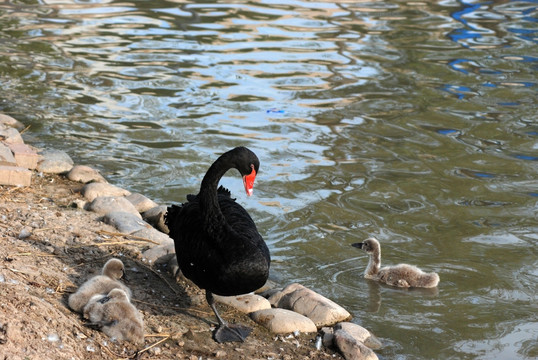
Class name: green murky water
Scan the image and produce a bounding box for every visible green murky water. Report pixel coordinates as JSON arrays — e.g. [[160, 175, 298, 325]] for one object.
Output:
[[1, 0, 537, 358]]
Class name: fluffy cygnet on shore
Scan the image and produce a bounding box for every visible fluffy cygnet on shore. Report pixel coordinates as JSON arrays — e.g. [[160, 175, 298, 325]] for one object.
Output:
[[352, 238, 440, 288], [68, 258, 131, 313], [83, 288, 144, 344]]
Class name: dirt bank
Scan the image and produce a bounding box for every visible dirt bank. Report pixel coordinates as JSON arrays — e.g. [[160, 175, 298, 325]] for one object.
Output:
[[0, 173, 342, 359]]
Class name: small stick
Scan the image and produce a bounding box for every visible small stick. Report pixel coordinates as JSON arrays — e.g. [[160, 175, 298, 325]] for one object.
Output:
[[135, 335, 171, 357], [97, 230, 160, 245], [34, 226, 64, 233], [19, 124, 31, 134]]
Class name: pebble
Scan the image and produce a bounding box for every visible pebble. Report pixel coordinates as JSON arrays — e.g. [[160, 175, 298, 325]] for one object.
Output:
[[37, 149, 74, 174], [269, 283, 352, 328], [125, 193, 158, 213], [18, 228, 32, 239], [141, 205, 169, 234], [87, 196, 142, 219], [101, 211, 148, 233], [81, 182, 131, 202], [67, 165, 107, 184], [213, 293, 271, 313], [250, 308, 317, 334]]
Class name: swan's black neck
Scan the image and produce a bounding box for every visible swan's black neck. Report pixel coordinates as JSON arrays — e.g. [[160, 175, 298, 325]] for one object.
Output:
[[199, 151, 235, 233]]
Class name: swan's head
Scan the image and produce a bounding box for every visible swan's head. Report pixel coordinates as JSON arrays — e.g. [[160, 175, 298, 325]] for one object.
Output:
[[102, 258, 126, 281], [233, 146, 260, 197], [351, 237, 380, 254]]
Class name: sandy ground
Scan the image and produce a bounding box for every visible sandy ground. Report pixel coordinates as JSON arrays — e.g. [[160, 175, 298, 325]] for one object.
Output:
[[0, 173, 343, 360]]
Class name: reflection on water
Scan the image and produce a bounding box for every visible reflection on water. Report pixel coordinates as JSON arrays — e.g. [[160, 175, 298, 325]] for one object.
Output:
[[0, 0, 537, 358]]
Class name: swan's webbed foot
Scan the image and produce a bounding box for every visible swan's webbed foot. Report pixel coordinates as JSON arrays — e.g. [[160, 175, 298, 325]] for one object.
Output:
[[206, 291, 253, 343], [213, 323, 252, 343]]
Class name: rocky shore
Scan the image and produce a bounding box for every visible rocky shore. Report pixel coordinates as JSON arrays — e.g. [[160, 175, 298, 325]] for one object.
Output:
[[0, 114, 382, 360]]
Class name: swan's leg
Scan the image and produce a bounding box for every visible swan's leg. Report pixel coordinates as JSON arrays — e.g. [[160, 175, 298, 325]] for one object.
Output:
[[206, 291, 252, 343]]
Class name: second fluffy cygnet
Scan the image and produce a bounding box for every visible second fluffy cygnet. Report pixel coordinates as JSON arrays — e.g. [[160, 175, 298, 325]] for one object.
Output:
[[83, 288, 144, 344]]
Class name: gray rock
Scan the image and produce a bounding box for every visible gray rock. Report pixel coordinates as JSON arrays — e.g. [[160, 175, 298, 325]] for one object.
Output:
[[0, 127, 24, 145], [269, 283, 351, 328], [101, 211, 148, 233], [130, 227, 173, 245], [18, 228, 32, 239], [142, 205, 169, 234], [142, 242, 175, 264], [333, 328, 379, 360], [87, 196, 141, 219], [37, 149, 74, 174], [81, 182, 131, 202], [0, 114, 25, 130], [126, 193, 158, 213], [320, 327, 335, 347], [249, 308, 317, 334], [334, 322, 383, 350], [67, 165, 107, 184], [214, 294, 271, 314]]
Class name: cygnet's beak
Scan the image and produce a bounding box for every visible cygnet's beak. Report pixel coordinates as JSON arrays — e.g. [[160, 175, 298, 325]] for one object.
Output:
[[351, 242, 364, 249], [98, 295, 111, 304], [122, 270, 129, 283]]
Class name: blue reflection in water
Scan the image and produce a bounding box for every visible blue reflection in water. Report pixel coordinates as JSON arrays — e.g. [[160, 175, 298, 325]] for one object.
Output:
[[440, 84, 472, 99], [437, 129, 460, 135], [448, 59, 470, 74], [513, 154, 538, 161]]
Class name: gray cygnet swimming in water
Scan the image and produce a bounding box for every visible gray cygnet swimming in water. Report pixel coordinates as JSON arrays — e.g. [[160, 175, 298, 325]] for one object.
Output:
[[83, 288, 144, 345], [352, 237, 440, 288], [68, 258, 131, 313]]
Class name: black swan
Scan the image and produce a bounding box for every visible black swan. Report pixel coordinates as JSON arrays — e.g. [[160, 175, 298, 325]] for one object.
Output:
[[165, 146, 271, 343], [352, 238, 440, 288], [68, 258, 131, 313]]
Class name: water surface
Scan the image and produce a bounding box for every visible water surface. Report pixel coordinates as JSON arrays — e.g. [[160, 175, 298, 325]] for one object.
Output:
[[1, 0, 537, 358]]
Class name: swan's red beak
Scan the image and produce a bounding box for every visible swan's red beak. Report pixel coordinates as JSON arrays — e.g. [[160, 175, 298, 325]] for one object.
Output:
[[243, 166, 256, 196]]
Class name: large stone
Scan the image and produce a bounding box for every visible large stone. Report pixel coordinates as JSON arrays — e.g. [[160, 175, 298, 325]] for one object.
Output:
[[249, 308, 317, 334], [67, 165, 107, 184], [333, 328, 379, 360], [214, 294, 271, 314], [37, 149, 73, 174], [0, 165, 32, 186], [269, 283, 351, 328], [0, 127, 23, 145], [81, 182, 131, 202], [130, 227, 173, 245], [142, 242, 175, 264], [101, 211, 148, 233], [334, 322, 382, 350], [87, 196, 141, 218], [0, 143, 17, 166], [126, 193, 158, 213], [142, 205, 169, 234], [8, 143, 38, 169], [0, 114, 25, 130]]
